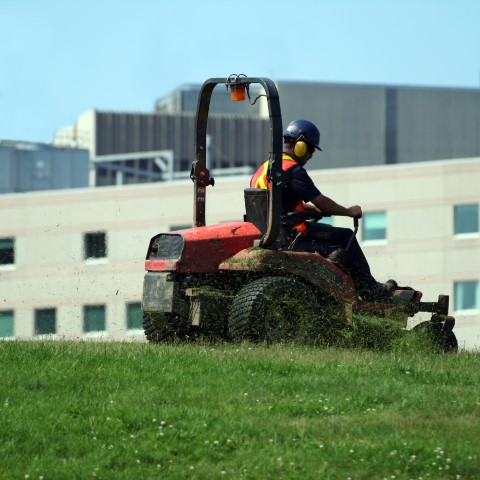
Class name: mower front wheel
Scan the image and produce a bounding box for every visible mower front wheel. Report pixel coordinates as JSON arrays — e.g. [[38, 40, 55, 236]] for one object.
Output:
[[411, 320, 458, 353], [228, 276, 322, 344]]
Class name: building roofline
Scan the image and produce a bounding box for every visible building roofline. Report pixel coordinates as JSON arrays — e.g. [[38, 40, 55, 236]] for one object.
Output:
[[277, 79, 480, 93]]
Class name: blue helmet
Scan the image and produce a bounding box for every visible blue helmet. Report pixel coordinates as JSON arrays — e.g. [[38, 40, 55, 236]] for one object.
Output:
[[283, 119, 322, 151]]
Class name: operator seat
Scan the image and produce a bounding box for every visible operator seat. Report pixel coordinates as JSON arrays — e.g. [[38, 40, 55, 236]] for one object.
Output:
[[244, 188, 268, 234], [243, 188, 296, 250]]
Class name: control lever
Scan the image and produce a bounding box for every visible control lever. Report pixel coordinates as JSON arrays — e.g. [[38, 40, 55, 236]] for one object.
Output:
[[345, 217, 359, 252]]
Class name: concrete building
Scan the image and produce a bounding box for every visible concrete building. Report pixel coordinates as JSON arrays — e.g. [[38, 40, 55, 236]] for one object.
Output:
[[1, 157, 479, 349], [0, 141, 89, 194]]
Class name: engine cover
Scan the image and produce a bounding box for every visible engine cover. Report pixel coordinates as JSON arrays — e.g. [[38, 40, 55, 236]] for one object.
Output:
[[145, 221, 262, 273]]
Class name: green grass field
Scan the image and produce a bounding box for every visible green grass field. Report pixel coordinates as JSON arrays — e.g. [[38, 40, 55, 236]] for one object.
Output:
[[0, 340, 479, 480]]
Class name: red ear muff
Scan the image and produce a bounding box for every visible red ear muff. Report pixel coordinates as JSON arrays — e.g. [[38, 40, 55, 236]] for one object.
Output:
[[294, 140, 307, 157]]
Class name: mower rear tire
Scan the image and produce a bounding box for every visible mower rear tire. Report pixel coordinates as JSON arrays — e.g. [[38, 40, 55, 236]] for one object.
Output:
[[228, 276, 322, 344], [143, 312, 192, 343]]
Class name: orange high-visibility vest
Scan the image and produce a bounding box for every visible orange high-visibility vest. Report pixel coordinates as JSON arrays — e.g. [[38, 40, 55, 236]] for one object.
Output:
[[250, 153, 307, 234]]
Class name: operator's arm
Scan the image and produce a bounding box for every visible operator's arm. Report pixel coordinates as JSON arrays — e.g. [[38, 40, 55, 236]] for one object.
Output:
[[310, 194, 362, 218], [303, 202, 320, 212], [287, 166, 362, 217]]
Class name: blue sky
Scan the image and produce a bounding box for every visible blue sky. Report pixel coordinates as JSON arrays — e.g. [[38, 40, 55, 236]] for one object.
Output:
[[1, 0, 479, 143]]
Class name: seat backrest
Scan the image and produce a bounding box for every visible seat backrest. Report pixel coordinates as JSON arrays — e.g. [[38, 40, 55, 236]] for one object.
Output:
[[244, 188, 293, 249], [244, 188, 268, 234]]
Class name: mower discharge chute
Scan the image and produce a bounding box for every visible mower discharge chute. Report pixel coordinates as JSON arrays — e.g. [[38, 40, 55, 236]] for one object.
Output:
[[141, 75, 457, 351]]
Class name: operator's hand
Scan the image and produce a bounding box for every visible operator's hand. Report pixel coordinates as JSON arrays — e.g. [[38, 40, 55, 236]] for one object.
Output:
[[347, 205, 362, 218]]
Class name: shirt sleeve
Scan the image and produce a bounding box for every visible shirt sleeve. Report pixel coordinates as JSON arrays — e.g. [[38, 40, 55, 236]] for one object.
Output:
[[287, 165, 321, 202]]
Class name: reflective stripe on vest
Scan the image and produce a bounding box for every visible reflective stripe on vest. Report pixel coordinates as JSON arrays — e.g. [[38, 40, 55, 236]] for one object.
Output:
[[250, 153, 298, 190], [249, 153, 307, 234]]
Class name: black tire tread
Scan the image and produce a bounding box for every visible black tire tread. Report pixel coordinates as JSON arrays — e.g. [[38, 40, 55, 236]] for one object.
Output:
[[411, 321, 458, 353], [143, 312, 190, 343], [228, 276, 320, 343]]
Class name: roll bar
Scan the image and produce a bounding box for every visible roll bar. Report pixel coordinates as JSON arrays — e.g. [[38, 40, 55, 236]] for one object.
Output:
[[191, 76, 284, 247]]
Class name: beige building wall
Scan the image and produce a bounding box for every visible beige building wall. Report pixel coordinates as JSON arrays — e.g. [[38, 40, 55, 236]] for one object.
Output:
[[1, 158, 479, 349]]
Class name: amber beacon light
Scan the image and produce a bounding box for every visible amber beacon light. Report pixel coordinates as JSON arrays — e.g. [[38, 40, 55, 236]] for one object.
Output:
[[230, 84, 246, 101], [227, 73, 247, 101]]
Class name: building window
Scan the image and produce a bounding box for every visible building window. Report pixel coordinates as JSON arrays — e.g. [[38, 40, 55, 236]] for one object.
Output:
[[169, 224, 191, 231], [454, 281, 480, 312], [84, 232, 107, 260], [0, 238, 15, 265], [126, 302, 143, 330], [83, 305, 106, 333], [454, 204, 479, 235], [0, 310, 14, 338], [362, 211, 387, 242], [34, 308, 56, 336]]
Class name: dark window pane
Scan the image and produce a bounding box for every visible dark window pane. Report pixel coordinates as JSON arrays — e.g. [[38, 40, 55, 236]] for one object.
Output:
[[84, 232, 107, 259], [454, 205, 479, 235], [0, 310, 14, 337], [127, 302, 143, 330], [169, 224, 191, 231], [35, 308, 56, 335], [0, 238, 15, 265], [363, 212, 386, 241], [454, 281, 479, 311], [84, 305, 106, 332]]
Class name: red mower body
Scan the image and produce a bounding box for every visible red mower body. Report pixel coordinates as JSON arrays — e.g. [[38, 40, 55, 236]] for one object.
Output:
[[145, 222, 262, 273]]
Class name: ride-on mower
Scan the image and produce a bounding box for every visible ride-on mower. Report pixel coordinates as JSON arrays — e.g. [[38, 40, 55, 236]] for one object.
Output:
[[141, 75, 457, 351]]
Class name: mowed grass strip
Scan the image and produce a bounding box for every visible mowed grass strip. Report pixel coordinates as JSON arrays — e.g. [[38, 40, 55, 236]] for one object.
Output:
[[0, 341, 479, 480]]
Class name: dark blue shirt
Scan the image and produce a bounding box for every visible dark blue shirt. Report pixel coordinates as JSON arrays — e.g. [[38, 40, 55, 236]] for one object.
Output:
[[283, 164, 321, 213]]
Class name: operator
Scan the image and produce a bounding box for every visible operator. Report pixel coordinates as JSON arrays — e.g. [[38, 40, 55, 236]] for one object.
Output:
[[250, 119, 396, 302]]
